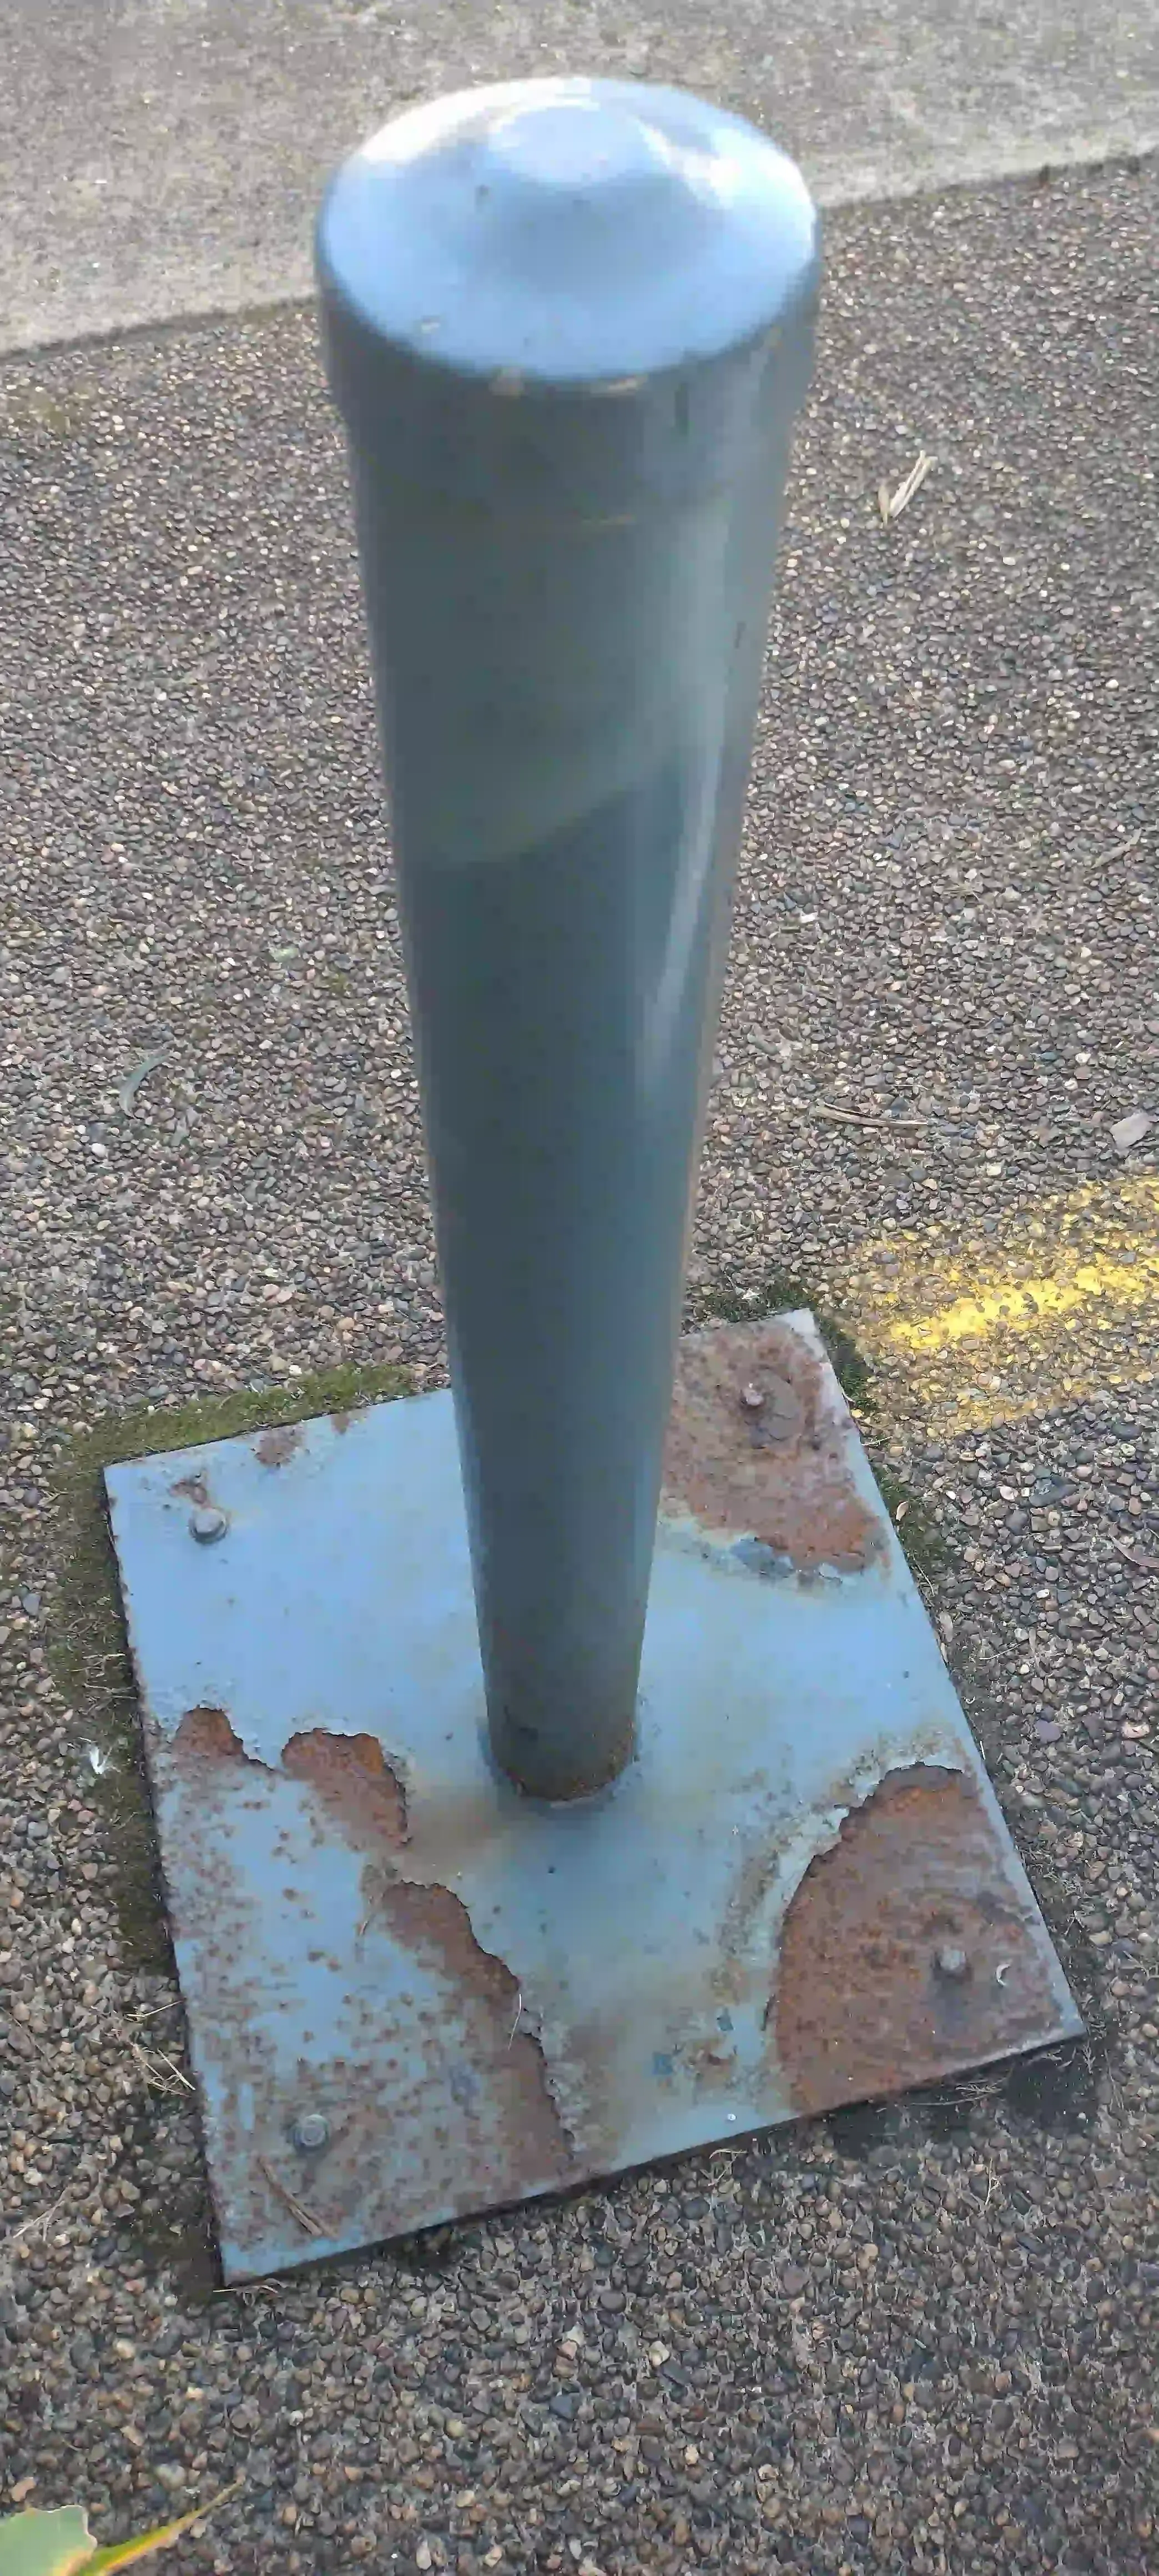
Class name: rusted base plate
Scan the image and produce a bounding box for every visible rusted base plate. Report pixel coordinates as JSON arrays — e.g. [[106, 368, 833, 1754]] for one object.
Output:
[[106, 1313, 1080, 2282]]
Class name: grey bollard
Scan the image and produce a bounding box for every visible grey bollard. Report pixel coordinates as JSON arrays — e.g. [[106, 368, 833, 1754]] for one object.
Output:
[[316, 79, 819, 1801]]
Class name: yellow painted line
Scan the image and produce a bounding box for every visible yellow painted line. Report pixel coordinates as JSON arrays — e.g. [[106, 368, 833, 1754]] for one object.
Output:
[[889, 1240, 1159, 1354], [832, 1175, 1159, 1433]]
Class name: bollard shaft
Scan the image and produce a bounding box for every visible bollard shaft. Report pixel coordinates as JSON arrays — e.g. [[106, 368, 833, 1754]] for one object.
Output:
[[318, 79, 819, 1798]]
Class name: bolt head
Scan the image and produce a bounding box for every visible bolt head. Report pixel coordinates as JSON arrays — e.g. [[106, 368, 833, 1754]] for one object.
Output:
[[291, 2112, 330, 2153], [189, 1505, 228, 1544], [739, 1382, 765, 1412], [934, 1943, 970, 1981]]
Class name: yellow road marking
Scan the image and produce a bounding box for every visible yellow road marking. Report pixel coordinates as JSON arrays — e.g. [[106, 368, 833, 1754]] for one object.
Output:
[[832, 1175, 1159, 1434]]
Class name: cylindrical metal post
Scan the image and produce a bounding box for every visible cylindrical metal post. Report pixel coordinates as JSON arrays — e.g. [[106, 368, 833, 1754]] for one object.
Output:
[[317, 79, 818, 1800]]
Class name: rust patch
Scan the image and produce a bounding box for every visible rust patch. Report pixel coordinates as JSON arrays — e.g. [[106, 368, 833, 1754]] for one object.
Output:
[[170, 1473, 210, 1507], [282, 1729, 408, 1850], [663, 1319, 884, 1572], [173, 1704, 249, 1761], [776, 1764, 1060, 2114], [254, 1424, 303, 1467], [282, 1734, 572, 2186], [369, 1874, 573, 2182], [330, 1408, 352, 1434], [274, 1729, 574, 2199], [154, 1711, 576, 2260]]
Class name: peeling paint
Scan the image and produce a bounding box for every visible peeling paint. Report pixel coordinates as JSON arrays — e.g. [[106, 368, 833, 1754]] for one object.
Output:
[[165, 1708, 575, 2236], [283, 1729, 409, 1852], [365, 1873, 574, 2173], [663, 1318, 886, 1572], [280, 1735, 575, 2171], [254, 1424, 304, 1468], [776, 1762, 1060, 2112], [714, 1735, 965, 2011], [173, 1704, 249, 1762]]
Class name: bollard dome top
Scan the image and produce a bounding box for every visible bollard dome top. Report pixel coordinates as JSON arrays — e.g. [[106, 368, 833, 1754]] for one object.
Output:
[[316, 77, 818, 395]]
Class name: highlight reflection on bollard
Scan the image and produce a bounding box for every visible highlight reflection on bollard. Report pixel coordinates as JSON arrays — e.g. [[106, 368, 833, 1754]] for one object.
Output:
[[316, 80, 820, 1799]]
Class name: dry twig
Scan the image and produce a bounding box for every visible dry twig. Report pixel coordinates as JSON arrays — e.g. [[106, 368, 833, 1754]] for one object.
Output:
[[1113, 1536, 1159, 1573], [878, 449, 933, 524], [257, 2154, 325, 2239], [813, 1104, 928, 1130]]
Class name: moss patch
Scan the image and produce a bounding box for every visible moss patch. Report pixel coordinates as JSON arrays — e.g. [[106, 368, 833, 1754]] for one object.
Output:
[[52, 1360, 411, 1975], [872, 1464, 948, 1589]]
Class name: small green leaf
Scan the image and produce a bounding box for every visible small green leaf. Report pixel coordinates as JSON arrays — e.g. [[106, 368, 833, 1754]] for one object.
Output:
[[77, 2531, 185, 2573], [80, 2481, 243, 2570], [0, 2506, 95, 2576]]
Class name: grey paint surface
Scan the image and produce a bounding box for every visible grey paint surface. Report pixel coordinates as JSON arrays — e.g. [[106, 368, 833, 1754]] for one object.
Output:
[[317, 83, 818, 1792], [2, 0, 1157, 352]]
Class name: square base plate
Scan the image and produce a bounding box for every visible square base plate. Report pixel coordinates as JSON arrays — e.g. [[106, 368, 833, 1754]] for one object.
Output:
[[107, 1314, 1080, 2280]]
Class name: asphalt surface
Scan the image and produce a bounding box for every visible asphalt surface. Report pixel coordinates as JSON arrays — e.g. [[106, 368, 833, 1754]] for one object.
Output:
[[3, 0, 1159, 348], [2, 153, 1158, 2576]]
